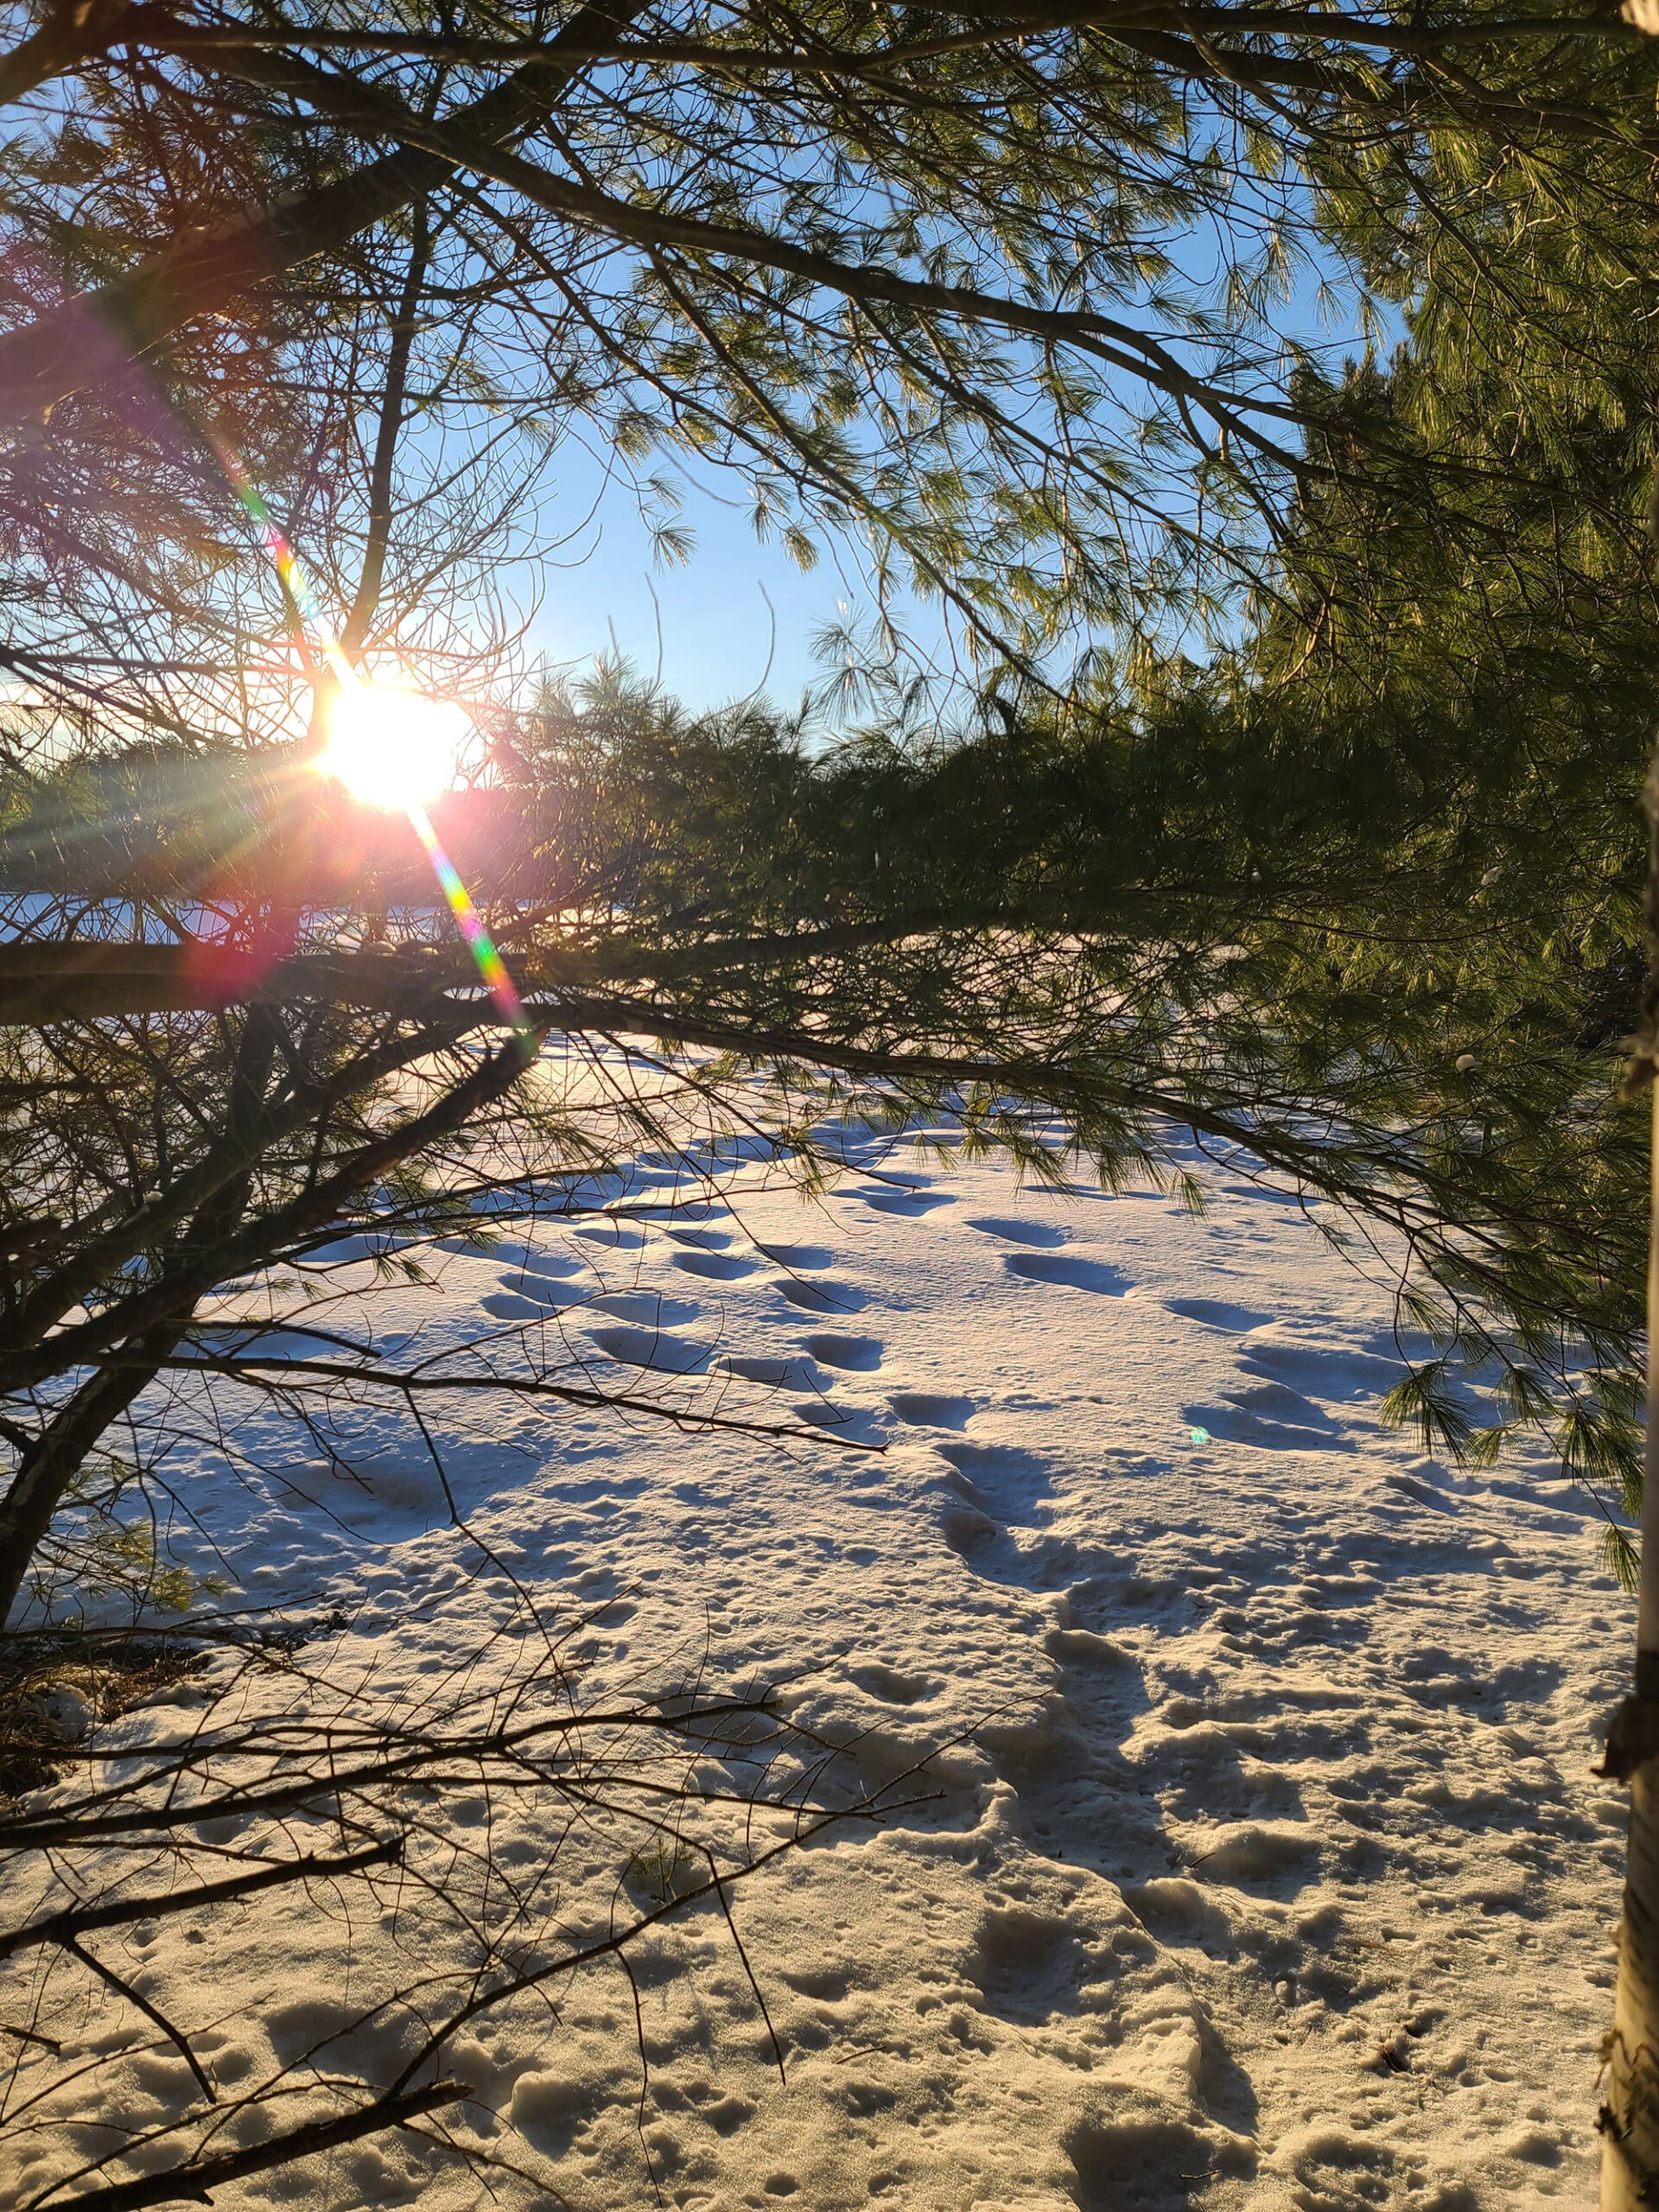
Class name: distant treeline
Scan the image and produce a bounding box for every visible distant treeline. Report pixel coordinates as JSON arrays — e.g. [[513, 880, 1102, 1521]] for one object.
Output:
[[0, 743, 567, 905]]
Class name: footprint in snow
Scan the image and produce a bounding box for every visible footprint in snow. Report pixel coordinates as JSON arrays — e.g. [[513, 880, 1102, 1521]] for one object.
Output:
[[938, 1439, 1053, 1526], [972, 1904, 1083, 2024], [772, 1276, 867, 1313], [804, 1332, 884, 1370], [756, 1242, 836, 1270], [434, 1234, 502, 1259], [1166, 1294, 1274, 1333], [590, 1289, 702, 1327], [302, 1232, 410, 1265], [1185, 1821, 1324, 1896], [844, 1183, 955, 1216], [848, 1660, 938, 1705], [1219, 1181, 1321, 1209], [588, 1325, 710, 1376], [1238, 1332, 1402, 1399], [671, 1249, 759, 1281], [495, 1279, 576, 1310], [964, 1215, 1068, 1248], [930, 1439, 1055, 1560], [492, 1240, 582, 1277], [940, 1518, 1096, 1592], [721, 1352, 816, 1388], [791, 1398, 885, 1441], [1066, 2115, 1224, 2212], [938, 1495, 1002, 1558], [1183, 1382, 1351, 1452], [1004, 1250, 1132, 1295], [571, 1221, 646, 1250], [480, 1291, 556, 1323], [887, 1390, 976, 1429], [664, 1224, 732, 1252]]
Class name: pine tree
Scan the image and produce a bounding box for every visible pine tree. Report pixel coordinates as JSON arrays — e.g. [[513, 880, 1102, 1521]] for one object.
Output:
[[3, 0, 1658, 1615]]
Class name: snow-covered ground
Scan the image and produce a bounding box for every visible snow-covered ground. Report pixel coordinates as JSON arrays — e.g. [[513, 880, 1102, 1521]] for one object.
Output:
[[3, 1121, 1632, 2210]]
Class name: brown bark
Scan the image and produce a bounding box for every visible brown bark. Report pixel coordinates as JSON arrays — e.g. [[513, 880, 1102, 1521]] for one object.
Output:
[[0, 1839, 403, 1961], [0, 1340, 180, 1627], [1598, 741, 1659, 2203], [0, 0, 141, 106], [1603, 1715, 1659, 2204], [0, 1007, 282, 1624], [0, 940, 472, 1023], [340, 209, 431, 658]]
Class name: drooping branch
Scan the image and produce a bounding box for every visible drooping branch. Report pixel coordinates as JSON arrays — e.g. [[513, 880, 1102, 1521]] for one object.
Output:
[[3, 0, 1624, 489], [0, 0, 650, 421], [140, 1348, 886, 1451], [0, 1023, 543, 1396]]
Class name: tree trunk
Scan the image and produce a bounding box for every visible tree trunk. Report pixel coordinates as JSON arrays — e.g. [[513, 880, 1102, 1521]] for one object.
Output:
[[1599, 1103, 1659, 2196], [0, 1333, 183, 1627], [0, 1007, 280, 1629], [1599, 759, 1659, 2206]]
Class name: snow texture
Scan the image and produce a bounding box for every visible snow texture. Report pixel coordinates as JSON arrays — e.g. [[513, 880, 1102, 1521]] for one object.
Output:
[[2, 1116, 1628, 2209]]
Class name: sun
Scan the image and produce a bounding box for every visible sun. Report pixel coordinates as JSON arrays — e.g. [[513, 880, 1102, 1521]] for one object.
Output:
[[321, 681, 471, 810]]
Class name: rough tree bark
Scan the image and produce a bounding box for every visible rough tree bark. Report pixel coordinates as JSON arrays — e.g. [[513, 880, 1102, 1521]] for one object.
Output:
[[1599, 1064, 1659, 2202], [1598, 729, 1659, 2203]]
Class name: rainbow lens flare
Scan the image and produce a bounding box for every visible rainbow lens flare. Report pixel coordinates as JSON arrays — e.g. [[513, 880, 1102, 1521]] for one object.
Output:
[[405, 799, 529, 1038]]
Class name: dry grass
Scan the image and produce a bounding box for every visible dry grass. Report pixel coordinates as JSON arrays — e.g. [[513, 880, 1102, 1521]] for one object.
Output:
[[0, 1629, 206, 1797]]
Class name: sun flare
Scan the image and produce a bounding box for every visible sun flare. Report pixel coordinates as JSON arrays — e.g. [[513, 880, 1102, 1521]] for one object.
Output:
[[321, 681, 471, 810]]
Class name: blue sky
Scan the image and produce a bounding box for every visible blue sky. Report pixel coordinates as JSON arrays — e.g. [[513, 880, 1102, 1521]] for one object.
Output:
[[524, 471, 849, 710], [517, 439, 950, 715]]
